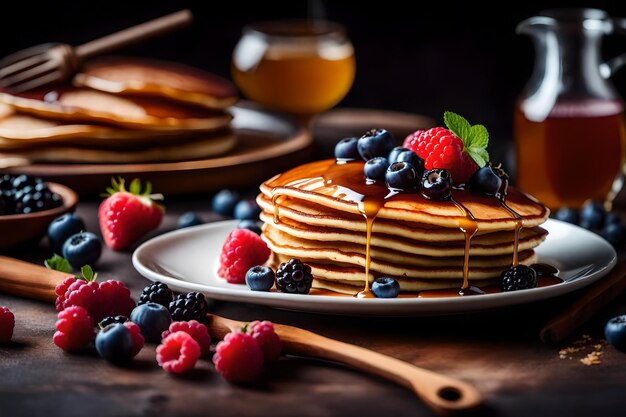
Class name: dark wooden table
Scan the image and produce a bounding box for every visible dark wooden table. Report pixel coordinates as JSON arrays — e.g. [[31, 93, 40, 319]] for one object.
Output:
[[1, 199, 626, 417]]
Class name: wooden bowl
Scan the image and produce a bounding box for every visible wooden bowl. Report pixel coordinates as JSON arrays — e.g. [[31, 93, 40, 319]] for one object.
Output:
[[0, 183, 78, 250]]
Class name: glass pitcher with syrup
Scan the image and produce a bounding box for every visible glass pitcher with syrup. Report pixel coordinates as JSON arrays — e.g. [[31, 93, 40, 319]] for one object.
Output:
[[514, 9, 626, 210]]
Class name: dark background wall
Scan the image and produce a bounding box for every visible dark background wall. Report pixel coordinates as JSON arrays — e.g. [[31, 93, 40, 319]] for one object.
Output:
[[2, 0, 626, 161]]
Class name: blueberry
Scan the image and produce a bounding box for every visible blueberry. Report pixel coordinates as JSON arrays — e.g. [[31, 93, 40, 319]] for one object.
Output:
[[178, 212, 203, 229], [62, 232, 102, 269], [364, 157, 390, 182], [130, 302, 172, 343], [245, 265, 275, 291], [395, 150, 425, 176], [604, 212, 622, 226], [234, 199, 261, 220], [372, 277, 400, 298], [95, 323, 134, 365], [238, 220, 262, 235], [421, 169, 452, 200], [554, 207, 579, 225], [602, 222, 626, 247], [47, 213, 85, 254], [334, 137, 360, 160], [388, 146, 409, 163], [605, 315, 626, 352], [579, 201, 606, 230], [385, 162, 418, 190], [468, 166, 502, 196], [212, 189, 240, 216], [357, 129, 395, 161]]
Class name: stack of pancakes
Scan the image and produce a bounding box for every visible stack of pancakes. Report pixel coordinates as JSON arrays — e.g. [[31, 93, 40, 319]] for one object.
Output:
[[257, 159, 550, 295], [0, 57, 238, 164]]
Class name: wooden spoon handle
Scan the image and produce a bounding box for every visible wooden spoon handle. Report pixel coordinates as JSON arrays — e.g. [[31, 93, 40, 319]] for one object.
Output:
[[0, 255, 69, 302], [209, 315, 483, 416], [75, 9, 193, 60]]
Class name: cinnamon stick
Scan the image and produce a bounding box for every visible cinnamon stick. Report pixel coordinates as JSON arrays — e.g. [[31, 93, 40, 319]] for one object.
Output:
[[540, 259, 626, 343], [0, 255, 69, 302]]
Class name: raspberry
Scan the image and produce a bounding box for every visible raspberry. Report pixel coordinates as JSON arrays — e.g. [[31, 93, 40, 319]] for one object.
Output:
[[0, 306, 15, 343], [404, 127, 478, 184], [55, 276, 78, 312], [213, 332, 264, 383], [218, 229, 270, 284], [53, 306, 95, 351], [99, 280, 136, 318], [161, 320, 211, 357], [62, 280, 106, 323], [247, 321, 282, 361], [123, 322, 144, 357], [156, 331, 200, 374]]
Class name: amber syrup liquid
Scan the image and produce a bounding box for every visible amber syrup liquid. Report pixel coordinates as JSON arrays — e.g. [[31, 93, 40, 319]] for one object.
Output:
[[515, 100, 626, 209]]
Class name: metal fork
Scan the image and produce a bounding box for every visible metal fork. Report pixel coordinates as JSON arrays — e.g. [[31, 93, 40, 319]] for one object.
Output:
[[0, 9, 192, 92]]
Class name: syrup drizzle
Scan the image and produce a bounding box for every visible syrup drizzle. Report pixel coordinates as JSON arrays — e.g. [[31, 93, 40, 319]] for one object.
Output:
[[450, 196, 479, 294], [500, 199, 523, 266]]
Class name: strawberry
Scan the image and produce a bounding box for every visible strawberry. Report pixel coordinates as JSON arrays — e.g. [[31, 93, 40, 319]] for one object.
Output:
[[403, 112, 489, 184], [99, 178, 164, 250]]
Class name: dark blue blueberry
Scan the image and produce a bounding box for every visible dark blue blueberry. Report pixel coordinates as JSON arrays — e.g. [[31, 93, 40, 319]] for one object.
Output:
[[130, 302, 172, 343], [47, 213, 85, 254], [178, 212, 203, 229], [579, 201, 606, 230], [233, 199, 261, 220], [605, 315, 626, 352], [395, 150, 425, 176], [245, 265, 275, 291], [62, 232, 102, 269], [388, 146, 409, 163], [364, 157, 390, 182], [468, 166, 502, 196], [334, 137, 360, 160], [357, 129, 395, 161], [212, 189, 240, 216], [554, 207, 579, 225], [421, 169, 452, 200], [385, 162, 418, 190], [95, 323, 134, 365], [372, 277, 400, 298], [602, 222, 626, 247], [604, 212, 622, 226], [238, 220, 262, 235]]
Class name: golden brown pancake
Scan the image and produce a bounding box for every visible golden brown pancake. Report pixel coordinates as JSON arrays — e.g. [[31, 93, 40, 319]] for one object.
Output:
[[74, 57, 238, 110], [0, 88, 232, 131]]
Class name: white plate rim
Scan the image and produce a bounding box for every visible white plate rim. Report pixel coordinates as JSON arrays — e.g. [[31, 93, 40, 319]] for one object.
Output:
[[132, 219, 617, 316]]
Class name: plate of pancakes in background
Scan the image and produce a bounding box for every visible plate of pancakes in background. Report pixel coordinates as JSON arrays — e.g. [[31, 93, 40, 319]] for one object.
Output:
[[133, 158, 617, 316], [0, 57, 311, 195]]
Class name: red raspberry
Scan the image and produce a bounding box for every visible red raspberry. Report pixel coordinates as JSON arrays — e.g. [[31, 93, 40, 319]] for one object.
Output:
[[123, 322, 144, 357], [99, 280, 136, 318], [156, 331, 201, 374], [0, 306, 15, 343], [218, 229, 270, 284], [53, 306, 95, 351], [213, 331, 264, 383], [404, 127, 479, 184], [55, 276, 78, 312], [161, 320, 211, 357], [247, 320, 282, 361], [62, 280, 106, 323]]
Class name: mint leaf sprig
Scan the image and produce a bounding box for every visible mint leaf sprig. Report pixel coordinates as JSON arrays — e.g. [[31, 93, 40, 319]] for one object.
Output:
[[443, 111, 490, 168], [45, 254, 97, 282]]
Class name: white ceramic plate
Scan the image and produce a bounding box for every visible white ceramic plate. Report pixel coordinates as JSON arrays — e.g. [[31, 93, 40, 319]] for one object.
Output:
[[132, 219, 617, 316]]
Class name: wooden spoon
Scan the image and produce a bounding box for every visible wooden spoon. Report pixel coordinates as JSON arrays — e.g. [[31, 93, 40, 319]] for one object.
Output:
[[208, 315, 483, 416], [0, 255, 483, 415]]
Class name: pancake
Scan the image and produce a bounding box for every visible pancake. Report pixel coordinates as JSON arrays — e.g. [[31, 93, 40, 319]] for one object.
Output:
[[261, 159, 550, 231], [74, 57, 238, 110], [0, 130, 236, 163], [0, 88, 232, 132]]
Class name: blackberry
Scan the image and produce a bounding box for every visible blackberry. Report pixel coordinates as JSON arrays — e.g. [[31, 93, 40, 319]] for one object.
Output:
[[169, 292, 209, 322], [99, 315, 128, 329], [139, 281, 173, 308], [0, 173, 62, 215], [501, 265, 537, 292], [276, 258, 313, 294]]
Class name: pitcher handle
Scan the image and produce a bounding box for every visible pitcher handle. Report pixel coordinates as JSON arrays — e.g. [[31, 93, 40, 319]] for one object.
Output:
[[601, 18, 626, 78]]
